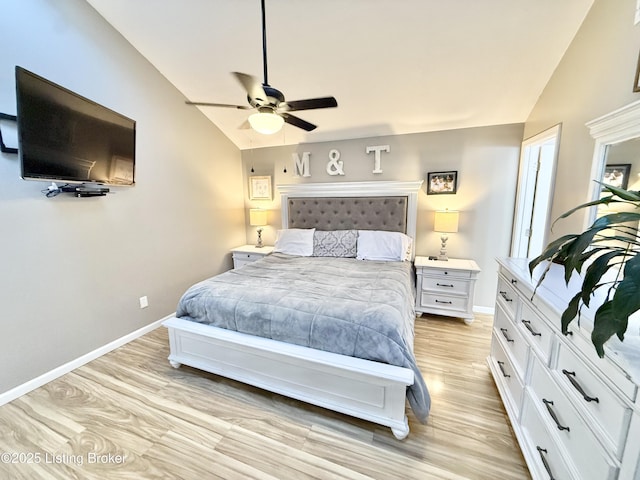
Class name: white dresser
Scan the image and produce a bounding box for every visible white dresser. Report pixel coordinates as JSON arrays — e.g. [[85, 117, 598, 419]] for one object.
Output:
[[414, 256, 480, 324], [231, 245, 274, 269], [488, 258, 640, 480]]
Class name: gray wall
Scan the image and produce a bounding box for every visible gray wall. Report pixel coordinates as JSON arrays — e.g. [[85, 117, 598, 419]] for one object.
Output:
[[242, 124, 524, 309], [524, 0, 640, 239], [0, 0, 245, 393]]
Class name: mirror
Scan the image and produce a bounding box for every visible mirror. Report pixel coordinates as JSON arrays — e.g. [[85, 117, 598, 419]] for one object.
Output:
[[586, 100, 640, 228]]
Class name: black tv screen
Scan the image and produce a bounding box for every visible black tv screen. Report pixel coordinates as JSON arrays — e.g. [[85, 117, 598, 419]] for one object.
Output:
[[16, 66, 136, 186]]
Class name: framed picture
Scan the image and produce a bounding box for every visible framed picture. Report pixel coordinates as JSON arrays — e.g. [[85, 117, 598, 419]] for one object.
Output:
[[249, 175, 272, 200], [603, 164, 631, 190], [427, 171, 458, 195]]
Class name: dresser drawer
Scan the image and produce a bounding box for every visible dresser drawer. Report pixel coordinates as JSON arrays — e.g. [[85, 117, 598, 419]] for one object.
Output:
[[420, 276, 470, 295], [555, 342, 631, 457], [490, 334, 525, 416], [562, 329, 637, 402], [419, 292, 468, 313], [529, 357, 618, 480], [518, 303, 554, 364], [521, 393, 576, 480], [494, 304, 529, 379], [496, 276, 519, 319]]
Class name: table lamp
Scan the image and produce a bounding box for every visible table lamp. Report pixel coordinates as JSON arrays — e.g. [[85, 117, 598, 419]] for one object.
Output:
[[434, 210, 459, 261], [249, 209, 268, 248]]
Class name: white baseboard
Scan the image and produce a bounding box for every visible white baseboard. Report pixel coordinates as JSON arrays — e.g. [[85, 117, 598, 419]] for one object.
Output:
[[0, 314, 173, 407], [474, 305, 495, 315]]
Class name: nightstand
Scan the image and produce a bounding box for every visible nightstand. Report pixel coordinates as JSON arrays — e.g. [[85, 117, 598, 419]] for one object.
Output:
[[231, 244, 274, 269], [414, 256, 480, 324]]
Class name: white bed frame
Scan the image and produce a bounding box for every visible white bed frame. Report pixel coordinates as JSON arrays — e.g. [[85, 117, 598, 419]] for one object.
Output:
[[163, 181, 423, 439]]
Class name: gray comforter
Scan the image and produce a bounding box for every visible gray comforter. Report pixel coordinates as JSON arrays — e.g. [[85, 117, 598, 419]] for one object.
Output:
[[176, 253, 430, 422]]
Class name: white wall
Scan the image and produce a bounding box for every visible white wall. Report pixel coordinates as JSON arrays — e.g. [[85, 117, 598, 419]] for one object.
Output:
[[242, 124, 524, 309], [525, 0, 640, 239], [0, 0, 245, 394]]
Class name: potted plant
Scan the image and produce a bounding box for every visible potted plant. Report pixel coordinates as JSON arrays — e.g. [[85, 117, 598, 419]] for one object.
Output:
[[529, 183, 640, 357]]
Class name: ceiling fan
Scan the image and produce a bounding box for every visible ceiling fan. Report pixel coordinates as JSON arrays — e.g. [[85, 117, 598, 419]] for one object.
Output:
[[185, 0, 338, 135]]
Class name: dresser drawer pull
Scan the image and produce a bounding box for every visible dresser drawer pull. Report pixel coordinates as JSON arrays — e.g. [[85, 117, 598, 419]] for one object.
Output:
[[499, 291, 513, 302], [542, 399, 570, 432], [500, 328, 514, 343], [521, 320, 542, 337], [497, 360, 510, 378], [562, 370, 599, 403], [436, 283, 454, 288], [511, 279, 518, 285], [435, 299, 452, 304], [536, 447, 556, 480]]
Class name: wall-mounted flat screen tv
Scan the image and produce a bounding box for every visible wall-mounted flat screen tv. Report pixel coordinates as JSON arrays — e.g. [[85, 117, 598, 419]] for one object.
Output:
[[16, 66, 136, 186]]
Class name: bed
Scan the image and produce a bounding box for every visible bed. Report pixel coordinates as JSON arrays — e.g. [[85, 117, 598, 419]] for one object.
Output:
[[163, 181, 428, 439]]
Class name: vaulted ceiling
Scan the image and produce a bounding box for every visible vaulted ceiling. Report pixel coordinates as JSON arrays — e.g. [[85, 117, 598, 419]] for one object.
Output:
[[86, 0, 594, 150]]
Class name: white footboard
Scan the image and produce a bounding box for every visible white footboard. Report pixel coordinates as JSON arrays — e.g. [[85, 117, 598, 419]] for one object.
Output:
[[163, 316, 414, 439]]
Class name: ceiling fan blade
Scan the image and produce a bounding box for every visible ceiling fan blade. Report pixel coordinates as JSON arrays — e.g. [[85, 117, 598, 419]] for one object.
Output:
[[281, 112, 317, 132], [280, 97, 338, 112], [232, 72, 268, 103], [185, 100, 251, 110]]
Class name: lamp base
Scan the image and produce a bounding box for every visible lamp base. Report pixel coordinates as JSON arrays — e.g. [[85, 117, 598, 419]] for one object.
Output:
[[438, 233, 449, 261], [256, 228, 264, 248]]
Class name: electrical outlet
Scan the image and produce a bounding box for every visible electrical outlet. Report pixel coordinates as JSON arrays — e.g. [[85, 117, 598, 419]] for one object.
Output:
[[139, 296, 149, 309]]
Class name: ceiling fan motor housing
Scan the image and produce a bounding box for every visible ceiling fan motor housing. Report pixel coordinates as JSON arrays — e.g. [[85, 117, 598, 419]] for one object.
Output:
[[249, 85, 285, 108]]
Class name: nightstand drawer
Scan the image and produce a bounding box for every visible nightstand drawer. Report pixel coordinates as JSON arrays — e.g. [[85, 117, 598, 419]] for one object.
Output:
[[418, 292, 468, 312], [420, 276, 471, 295], [230, 245, 274, 269], [232, 252, 265, 262]]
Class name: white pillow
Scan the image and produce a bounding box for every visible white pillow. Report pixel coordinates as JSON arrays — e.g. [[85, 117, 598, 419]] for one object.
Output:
[[274, 228, 316, 256], [356, 230, 413, 262]]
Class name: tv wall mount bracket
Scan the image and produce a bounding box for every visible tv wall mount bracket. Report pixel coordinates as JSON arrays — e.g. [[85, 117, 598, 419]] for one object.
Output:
[[0, 112, 18, 154]]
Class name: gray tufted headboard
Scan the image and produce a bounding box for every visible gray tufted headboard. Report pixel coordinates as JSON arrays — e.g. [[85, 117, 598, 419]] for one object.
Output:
[[277, 182, 423, 257], [287, 196, 408, 233]]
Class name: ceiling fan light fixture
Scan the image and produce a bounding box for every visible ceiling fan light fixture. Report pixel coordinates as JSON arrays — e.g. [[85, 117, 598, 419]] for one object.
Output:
[[248, 111, 284, 135]]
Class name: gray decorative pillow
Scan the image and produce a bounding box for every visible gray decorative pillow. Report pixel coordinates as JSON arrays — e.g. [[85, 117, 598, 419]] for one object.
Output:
[[313, 230, 358, 257]]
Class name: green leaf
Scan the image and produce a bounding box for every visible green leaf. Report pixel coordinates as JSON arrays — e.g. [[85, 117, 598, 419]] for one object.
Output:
[[554, 196, 615, 223], [601, 184, 640, 201], [581, 251, 622, 306], [592, 212, 640, 229], [529, 234, 578, 275], [561, 292, 582, 334], [591, 301, 628, 358], [612, 254, 640, 324]]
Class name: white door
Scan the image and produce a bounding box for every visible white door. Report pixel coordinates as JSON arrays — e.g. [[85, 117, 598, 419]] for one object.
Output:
[[510, 125, 560, 258]]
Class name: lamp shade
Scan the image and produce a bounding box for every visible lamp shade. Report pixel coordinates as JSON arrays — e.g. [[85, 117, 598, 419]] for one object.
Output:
[[248, 112, 284, 135], [249, 208, 268, 226], [434, 210, 459, 233]]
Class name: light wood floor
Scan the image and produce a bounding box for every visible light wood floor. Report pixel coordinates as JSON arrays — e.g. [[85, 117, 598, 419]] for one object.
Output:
[[0, 313, 530, 479]]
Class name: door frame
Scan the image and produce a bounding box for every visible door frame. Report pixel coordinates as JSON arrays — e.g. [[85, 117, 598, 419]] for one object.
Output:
[[510, 124, 561, 258]]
